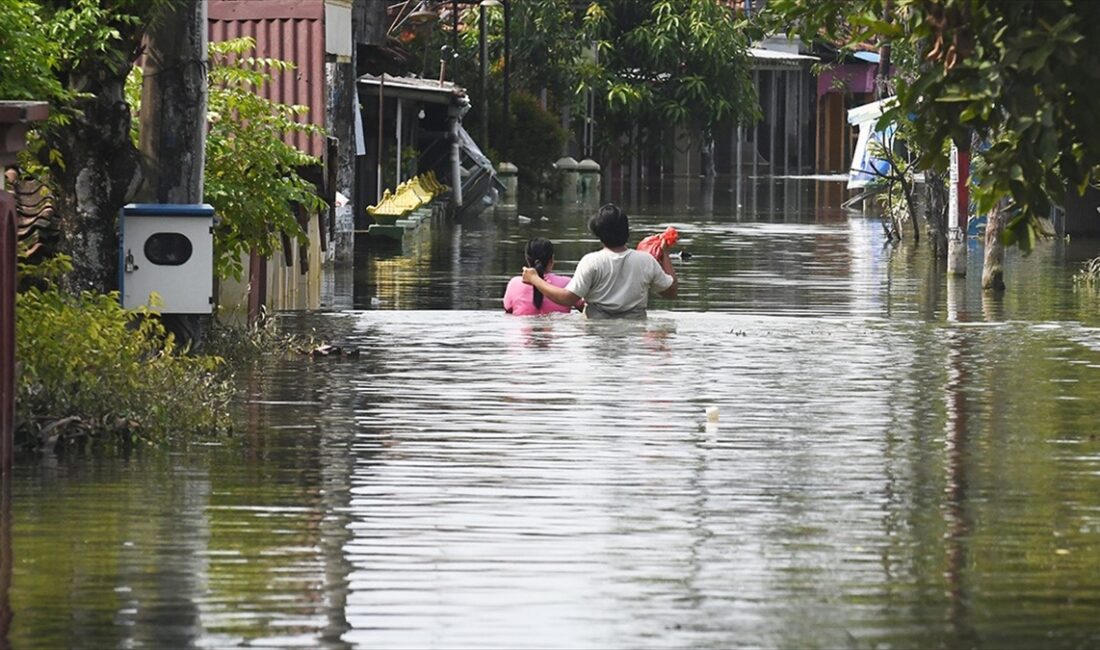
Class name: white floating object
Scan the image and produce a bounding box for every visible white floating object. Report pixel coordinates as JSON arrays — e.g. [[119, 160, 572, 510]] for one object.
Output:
[[517, 214, 532, 223], [705, 406, 719, 422]]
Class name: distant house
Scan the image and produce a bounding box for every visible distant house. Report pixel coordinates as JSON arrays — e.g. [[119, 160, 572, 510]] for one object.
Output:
[[618, 36, 884, 185]]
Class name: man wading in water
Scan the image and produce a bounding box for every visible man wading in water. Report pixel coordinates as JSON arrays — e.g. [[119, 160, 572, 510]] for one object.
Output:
[[522, 203, 678, 319]]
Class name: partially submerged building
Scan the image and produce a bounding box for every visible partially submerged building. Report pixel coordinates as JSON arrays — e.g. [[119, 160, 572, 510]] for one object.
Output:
[[356, 74, 501, 233]]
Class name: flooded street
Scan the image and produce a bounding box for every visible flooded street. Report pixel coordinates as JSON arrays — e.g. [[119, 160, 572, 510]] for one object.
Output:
[[6, 180, 1100, 648]]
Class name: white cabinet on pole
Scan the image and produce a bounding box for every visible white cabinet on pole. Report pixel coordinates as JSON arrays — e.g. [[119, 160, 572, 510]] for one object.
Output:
[[119, 203, 214, 313]]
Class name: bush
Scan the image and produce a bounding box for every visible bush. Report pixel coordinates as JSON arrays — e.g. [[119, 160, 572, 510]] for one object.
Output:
[[15, 257, 232, 449], [505, 91, 566, 199]]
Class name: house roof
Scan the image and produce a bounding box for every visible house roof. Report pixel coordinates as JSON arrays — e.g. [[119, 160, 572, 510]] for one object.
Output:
[[357, 74, 468, 105], [749, 47, 819, 69]]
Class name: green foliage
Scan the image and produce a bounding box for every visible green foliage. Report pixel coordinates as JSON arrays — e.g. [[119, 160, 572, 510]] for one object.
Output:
[[765, 0, 1100, 252], [15, 256, 232, 449], [504, 92, 567, 197], [43, 0, 143, 74], [127, 38, 327, 281], [457, 0, 583, 102], [204, 38, 327, 281], [0, 0, 62, 101], [381, 145, 422, 194], [404, 1, 757, 172], [405, 0, 582, 162], [581, 0, 760, 151]]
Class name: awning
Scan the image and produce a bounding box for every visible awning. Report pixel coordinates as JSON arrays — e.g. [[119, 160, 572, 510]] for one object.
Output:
[[846, 97, 898, 189], [847, 96, 895, 126]]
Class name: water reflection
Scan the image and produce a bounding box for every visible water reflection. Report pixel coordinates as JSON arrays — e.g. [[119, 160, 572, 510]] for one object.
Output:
[[4, 179, 1100, 648]]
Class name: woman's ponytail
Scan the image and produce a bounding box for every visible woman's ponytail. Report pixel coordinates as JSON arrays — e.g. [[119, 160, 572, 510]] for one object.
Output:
[[525, 238, 555, 310], [532, 260, 546, 308]]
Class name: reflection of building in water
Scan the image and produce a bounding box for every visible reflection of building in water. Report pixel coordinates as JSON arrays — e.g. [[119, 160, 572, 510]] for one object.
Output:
[[847, 216, 886, 316], [368, 222, 434, 310]]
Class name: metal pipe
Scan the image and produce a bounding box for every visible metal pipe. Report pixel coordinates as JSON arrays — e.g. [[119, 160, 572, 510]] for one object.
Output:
[[502, 0, 511, 159], [377, 74, 385, 201], [752, 70, 759, 182], [396, 98, 403, 185], [452, 0, 459, 54], [451, 118, 463, 207], [480, 3, 488, 147]]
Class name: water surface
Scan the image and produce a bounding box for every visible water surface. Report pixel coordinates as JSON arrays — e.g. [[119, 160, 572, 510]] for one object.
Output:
[[5, 179, 1100, 649]]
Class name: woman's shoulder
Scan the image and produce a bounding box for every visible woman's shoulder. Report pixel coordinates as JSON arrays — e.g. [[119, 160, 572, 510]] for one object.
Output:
[[543, 272, 571, 288]]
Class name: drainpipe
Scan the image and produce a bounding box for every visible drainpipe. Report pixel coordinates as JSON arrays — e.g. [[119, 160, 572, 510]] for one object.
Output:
[[451, 117, 463, 208]]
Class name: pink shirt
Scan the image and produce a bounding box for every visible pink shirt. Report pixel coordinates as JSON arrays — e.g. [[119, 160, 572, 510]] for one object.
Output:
[[503, 272, 574, 315]]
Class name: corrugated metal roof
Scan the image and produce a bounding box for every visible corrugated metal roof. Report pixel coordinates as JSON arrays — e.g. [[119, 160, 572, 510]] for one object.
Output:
[[357, 74, 467, 104], [749, 47, 819, 69], [209, 0, 326, 157]]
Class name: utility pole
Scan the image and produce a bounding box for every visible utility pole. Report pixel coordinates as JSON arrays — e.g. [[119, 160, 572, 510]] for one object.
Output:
[[139, 0, 208, 203], [138, 0, 210, 342]]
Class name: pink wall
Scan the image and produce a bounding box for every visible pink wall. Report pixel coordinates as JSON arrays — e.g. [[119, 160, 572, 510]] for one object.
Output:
[[817, 64, 877, 98]]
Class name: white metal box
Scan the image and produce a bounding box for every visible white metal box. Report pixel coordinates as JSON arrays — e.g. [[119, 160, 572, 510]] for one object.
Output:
[[119, 203, 214, 313]]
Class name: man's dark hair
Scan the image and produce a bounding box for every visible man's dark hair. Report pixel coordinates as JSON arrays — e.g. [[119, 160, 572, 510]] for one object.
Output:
[[588, 203, 630, 248]]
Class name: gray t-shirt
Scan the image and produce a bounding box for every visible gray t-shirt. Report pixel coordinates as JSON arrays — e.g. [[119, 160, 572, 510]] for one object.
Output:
[[564, 248, 674, 317]]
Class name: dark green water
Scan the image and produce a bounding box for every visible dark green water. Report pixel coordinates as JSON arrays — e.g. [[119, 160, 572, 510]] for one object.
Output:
[[5, 179, 1100, 648]]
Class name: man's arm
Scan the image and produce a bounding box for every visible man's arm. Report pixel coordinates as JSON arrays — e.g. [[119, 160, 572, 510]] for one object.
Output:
[[657, 250, 678, 298], [522, 267, 582, 307]]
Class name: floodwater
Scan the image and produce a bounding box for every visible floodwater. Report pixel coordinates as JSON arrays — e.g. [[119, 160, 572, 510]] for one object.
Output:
[[5, 178, 1100, 649]]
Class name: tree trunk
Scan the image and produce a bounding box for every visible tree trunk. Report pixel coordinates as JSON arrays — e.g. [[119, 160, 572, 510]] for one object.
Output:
[[49, 71, 141, 294], [926, 173, 949, 258], [138, 0, 208, 203], [701, 136, 717, 179], [982, 200, 1007, 291]]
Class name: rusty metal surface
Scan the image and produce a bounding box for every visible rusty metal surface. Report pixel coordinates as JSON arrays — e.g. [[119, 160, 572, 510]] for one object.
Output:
[[209, 0, 327, 157], [1, 191, 16, 472]]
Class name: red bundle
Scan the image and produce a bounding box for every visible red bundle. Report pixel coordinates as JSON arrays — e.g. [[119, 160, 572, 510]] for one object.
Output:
[[637, 226, 679, 260]]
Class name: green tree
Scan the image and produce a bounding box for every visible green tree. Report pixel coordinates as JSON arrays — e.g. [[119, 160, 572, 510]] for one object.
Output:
[[23, 0, 178, 293], [766, 0, 1100, 287], [0, 0, 62, 101], [580, 0, 759, 166], [200, 39, 325, 281]]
